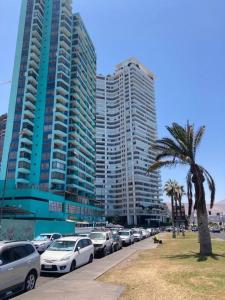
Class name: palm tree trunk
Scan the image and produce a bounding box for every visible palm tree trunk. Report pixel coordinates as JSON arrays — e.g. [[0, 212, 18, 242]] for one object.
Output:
[[175, 198, 178, 228], [196, 199, 212, 255], [192, 168, 212, 255], [171, 195, 176, 238]]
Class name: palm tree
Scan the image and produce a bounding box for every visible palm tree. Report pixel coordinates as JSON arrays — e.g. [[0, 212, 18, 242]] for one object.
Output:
[[177, 185, 185, 210], [147, 122, 215, 256], [164, 179, 179, 238], [176, 185, 185, 224]]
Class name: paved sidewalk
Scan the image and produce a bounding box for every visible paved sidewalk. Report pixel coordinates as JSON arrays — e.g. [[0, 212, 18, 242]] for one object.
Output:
[[15, 238, 157, 300]]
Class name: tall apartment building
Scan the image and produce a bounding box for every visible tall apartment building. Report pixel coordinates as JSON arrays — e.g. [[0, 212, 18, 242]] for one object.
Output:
[[0, 113, 7, 169], [0, 0, 102, 236], [96, 58, 162, 225]]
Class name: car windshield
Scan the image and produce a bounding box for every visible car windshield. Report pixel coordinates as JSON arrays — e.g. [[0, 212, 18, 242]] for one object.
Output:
[[34, 234, 51, 241], [133, 231, 139, 234], [89, 232, 105, 240], [119, 231, 129, 236], [48, 241, 75, 251]]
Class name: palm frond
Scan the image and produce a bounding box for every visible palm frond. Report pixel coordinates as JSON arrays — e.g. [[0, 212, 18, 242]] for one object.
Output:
[[186, 121, 194, 161], [166, 123, 188, 154], [201, 167, 215, 209], [193, 126, 205, 156], [154, 138, 190, 161], [147, 160, 182, 173]]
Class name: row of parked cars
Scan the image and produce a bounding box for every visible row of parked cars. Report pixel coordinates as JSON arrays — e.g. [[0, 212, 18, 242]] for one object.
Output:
[[0, 227, 157, 299]]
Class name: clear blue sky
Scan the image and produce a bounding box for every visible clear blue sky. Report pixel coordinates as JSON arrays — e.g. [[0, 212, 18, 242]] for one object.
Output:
[[0, 0, 225, 202]]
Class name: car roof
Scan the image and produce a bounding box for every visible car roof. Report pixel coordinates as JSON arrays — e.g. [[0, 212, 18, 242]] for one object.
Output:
[[0, 240, 34, 248], [40, 233, 61, 235], [57, 236, 89, 242], [90, 231, 107, 234]]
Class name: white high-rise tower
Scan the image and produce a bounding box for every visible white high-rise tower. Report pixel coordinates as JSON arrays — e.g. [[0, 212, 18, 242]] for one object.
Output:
[[96, 58, 162, 225]]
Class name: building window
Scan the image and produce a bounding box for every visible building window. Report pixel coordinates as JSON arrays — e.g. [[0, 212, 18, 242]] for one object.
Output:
[[49, 201, 62, 212]]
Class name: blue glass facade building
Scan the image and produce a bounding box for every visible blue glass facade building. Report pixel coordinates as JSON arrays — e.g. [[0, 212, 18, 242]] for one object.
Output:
[[0, 0, 103, 234]]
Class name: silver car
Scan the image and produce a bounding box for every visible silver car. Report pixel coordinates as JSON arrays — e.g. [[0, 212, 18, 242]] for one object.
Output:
[[0, 241, 40, 299], [32, 233, 62, 253]]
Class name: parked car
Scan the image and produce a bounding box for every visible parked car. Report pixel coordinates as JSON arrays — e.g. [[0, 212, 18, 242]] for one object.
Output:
[[89, 231, 114, 257], [191, 226, 198, 232], [141, 229, 148, 239], [41, 237, 94, 274], [132, 229, 143, 241], [146, 228, 154, 236], [211, 227, 221, 233], [118, 230, 134, 246], [165, 227, 173, 232], [0, 241, 40, 299], [75, 233, 90, 238], [112, 233, 123, 251], [32, 233, 62, 253]]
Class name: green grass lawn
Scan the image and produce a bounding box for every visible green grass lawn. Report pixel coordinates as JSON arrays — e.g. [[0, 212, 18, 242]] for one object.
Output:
[[99, 232, 225, 300]]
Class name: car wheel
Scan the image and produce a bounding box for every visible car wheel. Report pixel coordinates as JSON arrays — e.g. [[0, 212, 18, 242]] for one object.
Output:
[[24, 271, 37, 291], [89, 254, 94, 263], [111, 245, 114, 254], [70, 260, 76, 272], [102, 247, 107, 257]]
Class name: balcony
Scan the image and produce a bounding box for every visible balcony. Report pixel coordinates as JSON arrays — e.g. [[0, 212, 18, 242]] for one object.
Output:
[[30, 51, 40, 64], [55, 101, 68, 112], [25, 99, 35, 110], [60, 22, 71, 38], [54, 110, 67, 121], [57, 83, 69, 96], [29, 58, 39, 70], [24, 109, 35, 119]]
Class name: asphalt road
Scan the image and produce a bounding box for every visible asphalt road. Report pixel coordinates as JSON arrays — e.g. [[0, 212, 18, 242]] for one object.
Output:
[[36, 241, 141, 288]]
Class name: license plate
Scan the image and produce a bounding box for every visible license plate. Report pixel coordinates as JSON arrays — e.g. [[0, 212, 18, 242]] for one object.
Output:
[[44, 265, 52, 269]]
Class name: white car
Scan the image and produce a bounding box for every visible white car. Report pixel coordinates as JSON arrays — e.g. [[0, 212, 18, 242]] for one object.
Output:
[[41, 237, 94, 273], [89, 231, 114, 257], [132, 229, 143, 241], [141, 229, 148, 239], [118, 230, 134, 245], [32, 233, 62, 253], [0, 241, 40, 299]]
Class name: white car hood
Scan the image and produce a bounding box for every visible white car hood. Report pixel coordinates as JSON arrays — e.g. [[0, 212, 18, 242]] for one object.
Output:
[[41, 250, 73, 261]]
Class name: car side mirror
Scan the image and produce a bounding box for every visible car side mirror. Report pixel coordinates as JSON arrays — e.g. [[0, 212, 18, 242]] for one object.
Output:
[[77, 246, 81, 252], [0, 260, 3, 266], [106, 236, 109, 240]]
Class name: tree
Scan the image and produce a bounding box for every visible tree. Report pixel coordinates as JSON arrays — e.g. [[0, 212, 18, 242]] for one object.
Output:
[[176, 185, 185, 225], [147, 122, 215, 255], [164, 179, 179, 238]]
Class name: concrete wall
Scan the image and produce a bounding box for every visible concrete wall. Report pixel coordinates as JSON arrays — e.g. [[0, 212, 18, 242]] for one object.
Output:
[[1, 219, 35, 240], [1, 219, 75, 240]]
